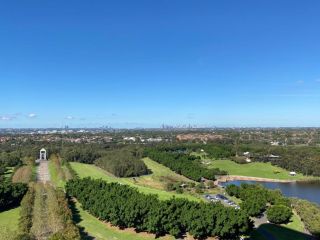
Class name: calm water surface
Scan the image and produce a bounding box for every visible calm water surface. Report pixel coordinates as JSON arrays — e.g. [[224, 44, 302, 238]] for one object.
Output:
[[221, 180, 320, 204]]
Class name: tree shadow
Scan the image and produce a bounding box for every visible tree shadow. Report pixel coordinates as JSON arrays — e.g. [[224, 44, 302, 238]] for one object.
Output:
[[250, 223, 317, 240], [68, 197, 95, 240]]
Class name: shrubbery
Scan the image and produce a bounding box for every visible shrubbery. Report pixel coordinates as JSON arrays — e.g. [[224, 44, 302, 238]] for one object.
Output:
[[66, 178, 251, 239], [266, 205, 292, 224], [19, 185, 35, 234]]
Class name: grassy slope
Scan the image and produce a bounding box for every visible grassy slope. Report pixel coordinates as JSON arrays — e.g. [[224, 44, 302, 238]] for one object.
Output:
[[70, 162, 199, 201], [74, 201, 173, 240], [209, 160, 310, 180], [135, 157, 193, 189], [0, 207, 20, 233], [283, 211, 305, 232]]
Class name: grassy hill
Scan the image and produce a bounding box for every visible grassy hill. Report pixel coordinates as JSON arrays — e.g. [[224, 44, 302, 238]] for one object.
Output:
[[208, 160, 313, 180], [70, 161, 199, 201], [133, 157, 194, 190]]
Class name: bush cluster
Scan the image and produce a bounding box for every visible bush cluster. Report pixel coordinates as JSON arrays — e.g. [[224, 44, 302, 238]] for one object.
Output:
[[266, 205, 292, 224]]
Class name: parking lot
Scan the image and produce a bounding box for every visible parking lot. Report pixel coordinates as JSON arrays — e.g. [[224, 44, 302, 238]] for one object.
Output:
[[204, 194, 240, 209]]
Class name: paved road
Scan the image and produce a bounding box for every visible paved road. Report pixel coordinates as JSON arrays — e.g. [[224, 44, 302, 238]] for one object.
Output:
[[37, 160, 50, 183]]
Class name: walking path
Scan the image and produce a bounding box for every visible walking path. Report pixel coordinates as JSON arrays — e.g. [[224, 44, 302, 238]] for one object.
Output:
[[37, 160, 50, 183], [216, 175, 295, 184]]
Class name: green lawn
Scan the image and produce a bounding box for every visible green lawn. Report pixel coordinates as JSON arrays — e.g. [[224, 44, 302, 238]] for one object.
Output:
[[209, 160, 312, 180], [283, 211, 305, 232], [70, 162, 200, 201], [0, 207, 20, 237], [73, 201, 173, 240], [48, 161, 66, 189]]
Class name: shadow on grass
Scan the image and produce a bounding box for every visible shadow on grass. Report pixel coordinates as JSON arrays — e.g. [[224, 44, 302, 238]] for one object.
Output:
[[68, 197, 95, 240], [250, 223, 316, 240]]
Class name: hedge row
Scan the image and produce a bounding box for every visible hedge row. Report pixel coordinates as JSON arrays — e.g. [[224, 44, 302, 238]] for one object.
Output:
[[66, 178, 251, 239]]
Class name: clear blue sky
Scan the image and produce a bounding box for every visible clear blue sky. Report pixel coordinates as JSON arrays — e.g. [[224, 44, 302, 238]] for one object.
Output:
[[1, 1, 320, 128]]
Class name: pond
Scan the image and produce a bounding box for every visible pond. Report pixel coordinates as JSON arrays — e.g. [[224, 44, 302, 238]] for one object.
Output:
[[221, 180, 320, 204]]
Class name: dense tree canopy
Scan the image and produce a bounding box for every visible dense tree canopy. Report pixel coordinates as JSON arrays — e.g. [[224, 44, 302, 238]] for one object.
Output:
[[0, 181, 28, 211], [226, 183, 290, 217], [62, 145, 101, 164], [95, 148, 149, 177], [66, 178, 251, 239]]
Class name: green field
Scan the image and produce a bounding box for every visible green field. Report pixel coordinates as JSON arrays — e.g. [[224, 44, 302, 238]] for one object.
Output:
[[209, 160, 311, 180], [70, 161, 200, 201], [0, 207, 20, 238], [48, 160, 66, 189], [73, 201, 173, 240]]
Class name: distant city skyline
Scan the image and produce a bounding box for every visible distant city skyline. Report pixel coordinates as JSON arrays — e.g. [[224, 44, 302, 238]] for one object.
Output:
[[1, 1, 320, 128]]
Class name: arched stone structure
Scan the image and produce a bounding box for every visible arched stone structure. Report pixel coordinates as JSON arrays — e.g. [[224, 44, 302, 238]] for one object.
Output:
[[40, 148, 47, 160]]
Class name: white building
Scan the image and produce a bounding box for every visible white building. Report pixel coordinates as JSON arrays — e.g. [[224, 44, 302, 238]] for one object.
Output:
[[289, 171, 296, 176]]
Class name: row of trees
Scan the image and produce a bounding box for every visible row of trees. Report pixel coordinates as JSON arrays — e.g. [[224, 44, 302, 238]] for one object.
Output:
[[18, 183, 80, 240], [144, 147, 227, 181], [66, 178, 251, 239], [226, 184, 292, 223], [12, 166, 34, 183]]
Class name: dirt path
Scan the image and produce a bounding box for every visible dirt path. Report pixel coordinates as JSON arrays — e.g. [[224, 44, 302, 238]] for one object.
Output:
[[216, 175, 295, 183], [37, 160, 50, 183]]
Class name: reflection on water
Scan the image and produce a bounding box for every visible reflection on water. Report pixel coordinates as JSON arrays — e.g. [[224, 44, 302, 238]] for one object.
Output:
[[221, 180, 320, 204]]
